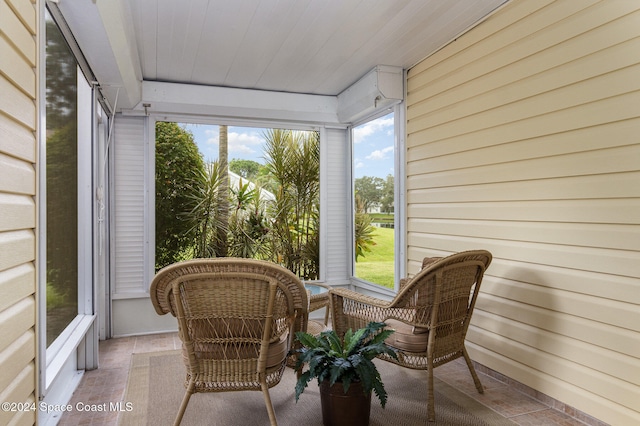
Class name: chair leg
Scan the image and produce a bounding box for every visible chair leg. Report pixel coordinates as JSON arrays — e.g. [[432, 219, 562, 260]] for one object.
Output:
[[463, 347, 484, 394], [261, 380, 278, 426], [174, 379, 195, 426], [427, 362, 436, 423]]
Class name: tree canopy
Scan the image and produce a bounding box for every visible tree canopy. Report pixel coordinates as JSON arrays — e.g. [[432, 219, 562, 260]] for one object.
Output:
[[355, 174, 394, 213], [380, 174, 395, 213], [155, 122, 206, 270], [229, 158, 262, 180]]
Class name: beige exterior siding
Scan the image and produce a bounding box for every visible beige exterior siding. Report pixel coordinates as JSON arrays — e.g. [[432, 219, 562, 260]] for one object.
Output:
[[406, 0, 640, 424], [0, 0, 38, 424]]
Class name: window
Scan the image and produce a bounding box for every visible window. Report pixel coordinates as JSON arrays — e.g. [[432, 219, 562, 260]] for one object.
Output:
[[41, 7, 96, 396], [352, 112, 397, 289], [154, 121, 321, 280], [45, 9, 79, 347]]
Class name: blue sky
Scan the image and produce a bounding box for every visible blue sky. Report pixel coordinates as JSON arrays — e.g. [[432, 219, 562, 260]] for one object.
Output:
[[352, 113, 395, 179], [181, 112, 394, 179]]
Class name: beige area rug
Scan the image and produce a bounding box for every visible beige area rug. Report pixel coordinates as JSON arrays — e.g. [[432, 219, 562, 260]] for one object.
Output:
[[119, 350, 514, 426]]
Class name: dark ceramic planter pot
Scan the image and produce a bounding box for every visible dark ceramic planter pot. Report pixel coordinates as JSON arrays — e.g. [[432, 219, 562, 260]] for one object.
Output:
[[319, 380, 372, 426]]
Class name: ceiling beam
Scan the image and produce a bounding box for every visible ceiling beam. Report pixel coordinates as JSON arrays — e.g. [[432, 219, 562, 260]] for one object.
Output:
[[136, 81, 340, 125], [92, 0, 142, 109]]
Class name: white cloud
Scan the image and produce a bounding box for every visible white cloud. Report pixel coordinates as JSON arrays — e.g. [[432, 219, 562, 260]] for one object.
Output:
[[366, 145, 394, 160], [203, 128, 265, 156], [228, 131, 264, 155], [353, 116, 394, 143], [203, 128, 218, 147]]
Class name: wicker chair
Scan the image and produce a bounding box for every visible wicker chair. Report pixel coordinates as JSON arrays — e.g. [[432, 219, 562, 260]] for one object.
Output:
[[150, 258, 308, 426], [330, 250, 492, 422]]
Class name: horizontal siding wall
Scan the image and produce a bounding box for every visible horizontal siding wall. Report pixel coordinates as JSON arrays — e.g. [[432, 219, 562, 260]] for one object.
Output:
[[0, 0, 38, 425], [406, 0, 640, 425]]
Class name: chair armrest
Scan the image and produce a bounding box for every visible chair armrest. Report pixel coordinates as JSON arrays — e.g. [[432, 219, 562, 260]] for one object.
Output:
[[330, 288, 395, 336], [330, 288, 391, 308]]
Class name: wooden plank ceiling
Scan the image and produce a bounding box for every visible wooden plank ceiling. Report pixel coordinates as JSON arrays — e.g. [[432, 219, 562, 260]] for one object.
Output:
[[127, 0, 507, 96]]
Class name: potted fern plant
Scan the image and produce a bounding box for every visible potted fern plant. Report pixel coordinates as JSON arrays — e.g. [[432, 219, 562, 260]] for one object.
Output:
[[293, 321, 397, 426]]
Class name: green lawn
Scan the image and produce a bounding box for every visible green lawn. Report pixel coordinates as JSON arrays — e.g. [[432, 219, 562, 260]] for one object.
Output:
[[355, 226, 394, 289]]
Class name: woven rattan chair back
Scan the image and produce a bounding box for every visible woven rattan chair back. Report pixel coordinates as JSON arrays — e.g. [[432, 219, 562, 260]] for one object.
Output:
[[150, 258, 308, 426], [330, 250, 492, 422]]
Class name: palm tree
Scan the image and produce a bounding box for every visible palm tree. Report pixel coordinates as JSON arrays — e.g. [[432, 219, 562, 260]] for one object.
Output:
[[187, 161, 227, 258], [216, 125, 229, 256], [264, 129, 320, 279], [227, 179, 271, 259], [354, 194, 376, 261]]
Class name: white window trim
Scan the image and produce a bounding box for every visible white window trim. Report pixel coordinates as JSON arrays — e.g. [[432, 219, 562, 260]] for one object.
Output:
[[144, 115, 330, 288], [38, 8, 97, 398], [349, 101, 406, 295]]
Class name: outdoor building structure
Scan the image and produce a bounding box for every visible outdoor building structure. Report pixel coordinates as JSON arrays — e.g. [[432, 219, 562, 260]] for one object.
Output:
[[0, 0, 638, 425]]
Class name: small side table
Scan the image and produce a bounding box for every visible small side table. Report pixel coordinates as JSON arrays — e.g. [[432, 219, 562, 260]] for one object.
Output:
[[305, 282, 331, 335]]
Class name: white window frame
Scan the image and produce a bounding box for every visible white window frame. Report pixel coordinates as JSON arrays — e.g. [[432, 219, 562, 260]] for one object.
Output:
[[349, 102, 406, 294], [38, 6, 97, 402], [145, 115, 328, 285]]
